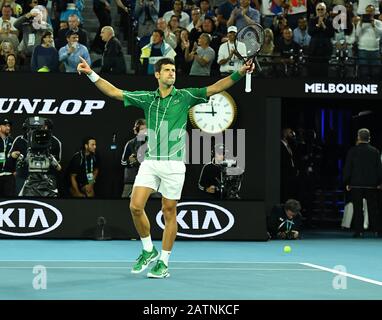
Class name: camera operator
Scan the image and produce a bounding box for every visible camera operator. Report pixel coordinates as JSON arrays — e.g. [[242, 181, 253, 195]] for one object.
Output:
[[8, 117, 62, 196], [0, 119, 15, 196], [121, 119, 147, 198], [198, 143, 242, 199], [267, 199, 302, 240]]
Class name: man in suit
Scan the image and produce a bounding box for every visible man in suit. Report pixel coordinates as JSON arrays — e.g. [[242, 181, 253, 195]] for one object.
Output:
[[343, 128, 382, 237], [280, 127, 298, 202]]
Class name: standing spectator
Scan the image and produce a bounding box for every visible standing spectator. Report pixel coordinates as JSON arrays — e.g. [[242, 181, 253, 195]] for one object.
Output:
[[156, 17, 177, 49], [356, 4, 382, 79], [0, 118, 15, 197], [91, 0, 112, 54], [100, 26, 126, 74], [55, 14, 88, 50], [357, 0, 380, 15], [185, 32, 216, 76], [217, 25, 246, 74], [200, 0, 216, 20], [68, 136, 99, 198], [307, 2, 334, 76], [163, 0, 191, 29], [284, 0, 307, 30], [227, 0, 260, 30], [187, 6, 203, 32], [343, 128, 382, 237], [140, 29, 176, 75], [31, 30, 59, 72], [174, 27, 192, 75], [134, 0, 159, 38], [14, 5, 53, 67], [59, 30, 91, 73], [121, 119, 147, 198], [217, 0, 240, 31], [293, 17, 311, 51]]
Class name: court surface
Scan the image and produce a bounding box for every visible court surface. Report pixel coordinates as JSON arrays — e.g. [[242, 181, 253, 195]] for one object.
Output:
[[1, 232, 381, 300]]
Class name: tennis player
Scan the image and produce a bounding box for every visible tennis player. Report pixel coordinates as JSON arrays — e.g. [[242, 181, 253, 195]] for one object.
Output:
[[77, 56, 253, 278]]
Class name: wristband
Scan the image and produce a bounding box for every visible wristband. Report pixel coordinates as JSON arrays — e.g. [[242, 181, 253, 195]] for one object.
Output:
[[87, 71, 100, 83], [230, 71, 243, 82]]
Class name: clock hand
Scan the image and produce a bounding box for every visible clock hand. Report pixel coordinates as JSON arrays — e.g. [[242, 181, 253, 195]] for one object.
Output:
[[195, 111, 216, 114], [210, 100, 216, 117]]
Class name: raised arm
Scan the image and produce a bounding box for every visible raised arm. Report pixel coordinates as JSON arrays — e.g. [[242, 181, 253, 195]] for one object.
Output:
[[77, 56, 124, 101], [206, 61, 254, 97]]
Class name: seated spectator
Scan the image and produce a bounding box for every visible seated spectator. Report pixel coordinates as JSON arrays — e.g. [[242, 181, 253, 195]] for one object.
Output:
[[0, 4, 19, 49], [259, 28, 275, 56], [100, 26, 126, 74], [0, 39, 15, 66], [58, 30, 91, 73], [68, 136, 99, 198], [168, 14, 181, 34], [134, 0, 159, 38], [59, 1, 83, 25], [163, 0, 191, 29], [275, 27, 301, 58], [185, 32, 216, 76], [140, 29, 176, 75], [267, 199, 302, 240], [156, 17, 177, 49], [14, 5, 53, 67], [1, 52, 18, 71], [31, 31, 59, 72], [55, 14, 88, 50], [217, 25, 246, 75]]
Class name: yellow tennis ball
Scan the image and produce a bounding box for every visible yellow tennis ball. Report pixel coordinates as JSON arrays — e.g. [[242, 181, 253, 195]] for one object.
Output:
[[284, 245, 291, 253]]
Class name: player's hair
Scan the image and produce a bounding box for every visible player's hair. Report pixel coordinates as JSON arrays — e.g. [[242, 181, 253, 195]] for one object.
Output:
[[82, 136, 96, 149], [154, 57, 175, 73], [357, 128, 370, 142], [284, 199, 301, 215]]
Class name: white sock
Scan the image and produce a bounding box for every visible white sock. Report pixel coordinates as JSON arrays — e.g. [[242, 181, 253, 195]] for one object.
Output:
[[141, 235, 153, 252], [160, 250, 171, 266]]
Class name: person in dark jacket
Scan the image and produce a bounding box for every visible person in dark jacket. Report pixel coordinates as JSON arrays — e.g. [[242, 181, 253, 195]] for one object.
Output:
[[121, 119, 147, 198], [307, 2, 334, 76], [267, 199, 302, 240], [100, 26, 126, 74], [343, 128, 382, 237]]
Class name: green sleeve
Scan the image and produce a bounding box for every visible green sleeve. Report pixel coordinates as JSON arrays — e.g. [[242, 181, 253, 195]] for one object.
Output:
[[123, 90, 151, 110], [182, 87, 208, 109]]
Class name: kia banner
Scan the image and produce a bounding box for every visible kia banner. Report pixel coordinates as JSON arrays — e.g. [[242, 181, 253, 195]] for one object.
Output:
[[0, 199, 268, 240]]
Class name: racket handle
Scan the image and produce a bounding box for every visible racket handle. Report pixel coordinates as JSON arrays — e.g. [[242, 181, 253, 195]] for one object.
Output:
[[245, 72, 251, 93]]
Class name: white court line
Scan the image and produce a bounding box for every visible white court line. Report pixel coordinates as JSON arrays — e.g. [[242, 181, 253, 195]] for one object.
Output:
[[0, 260, 300, 264], [301, 263, 382, 287], [0, 266, 322, 271]]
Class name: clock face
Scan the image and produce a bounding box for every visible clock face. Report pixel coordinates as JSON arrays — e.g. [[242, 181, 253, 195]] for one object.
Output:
[[189, 91, 237, 134]]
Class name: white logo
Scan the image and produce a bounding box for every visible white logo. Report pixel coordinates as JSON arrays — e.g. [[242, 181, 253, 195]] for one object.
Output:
[[305, 83, 378, 95], [156, 202, 235, 238], [0, 200, 63, 236], [0, 98, 105, 115]]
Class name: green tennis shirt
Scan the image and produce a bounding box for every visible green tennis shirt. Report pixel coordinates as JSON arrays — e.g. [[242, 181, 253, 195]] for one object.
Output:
[[123, 86, 208, 161]]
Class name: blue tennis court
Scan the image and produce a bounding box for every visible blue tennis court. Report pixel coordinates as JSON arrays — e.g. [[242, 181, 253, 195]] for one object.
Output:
[[1, 233, 381, 300]]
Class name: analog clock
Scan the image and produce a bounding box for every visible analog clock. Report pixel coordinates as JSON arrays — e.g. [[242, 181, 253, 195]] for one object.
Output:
[[189, 91, 237, 133]]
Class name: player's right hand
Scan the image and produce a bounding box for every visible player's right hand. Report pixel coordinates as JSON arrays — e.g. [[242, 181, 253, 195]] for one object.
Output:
[[77, 56, 92, 75]]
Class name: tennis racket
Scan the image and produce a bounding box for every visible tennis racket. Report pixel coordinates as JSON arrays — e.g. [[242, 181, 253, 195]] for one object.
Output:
[[234, 23, 264, 93]]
